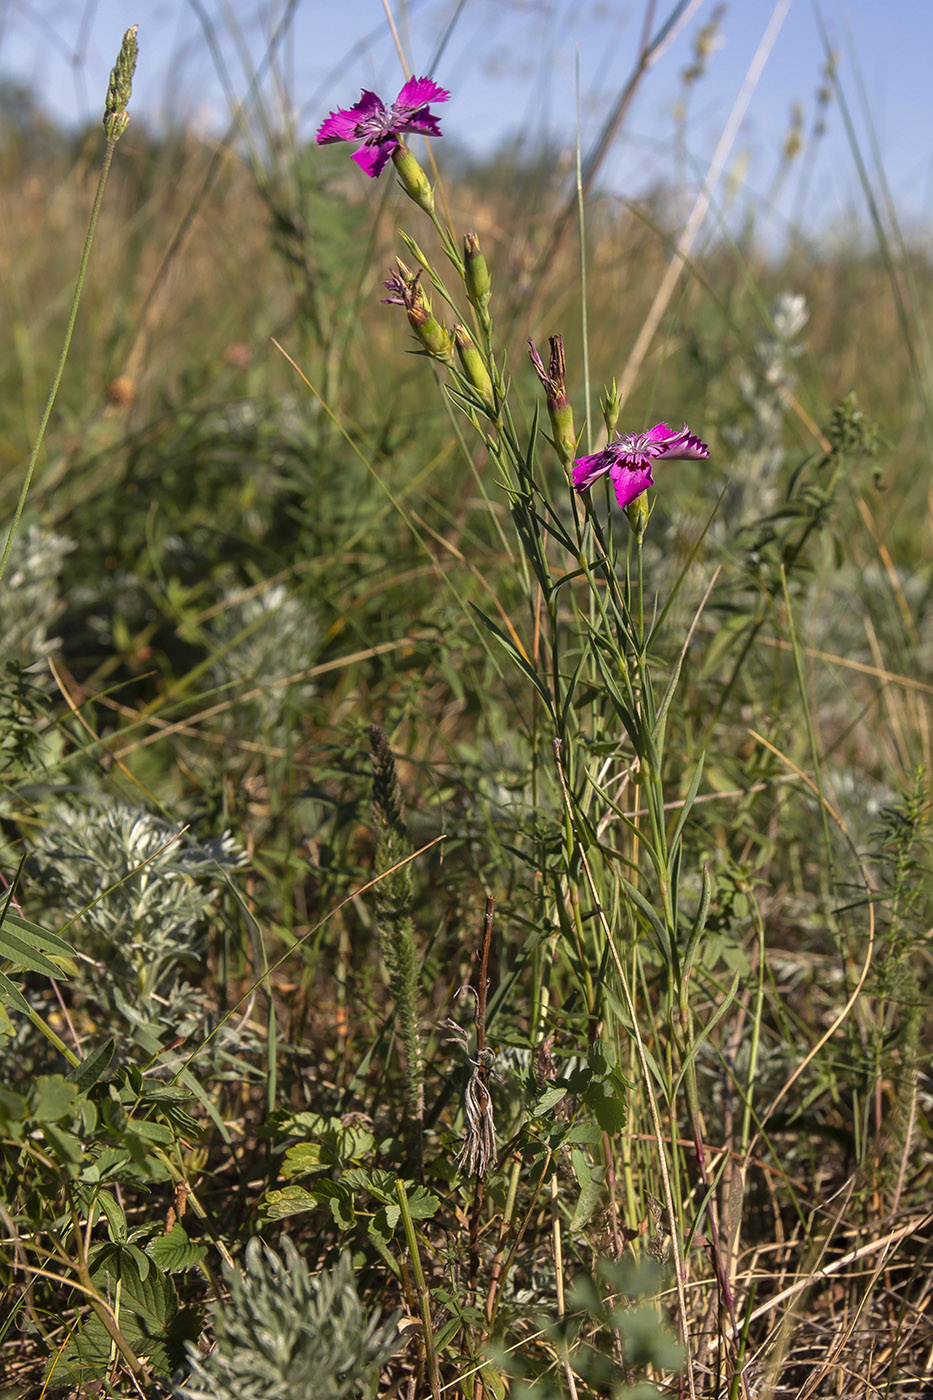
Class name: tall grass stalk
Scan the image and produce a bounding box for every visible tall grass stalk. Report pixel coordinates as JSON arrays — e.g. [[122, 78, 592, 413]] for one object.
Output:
[[0, 26, 138, 584]]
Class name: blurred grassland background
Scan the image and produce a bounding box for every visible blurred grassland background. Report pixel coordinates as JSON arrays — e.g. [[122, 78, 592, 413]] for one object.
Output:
[[0, 1, 931, 1396]]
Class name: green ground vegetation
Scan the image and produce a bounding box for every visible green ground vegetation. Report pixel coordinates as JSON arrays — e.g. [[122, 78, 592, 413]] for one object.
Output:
[[0, 25, 930, 1399]]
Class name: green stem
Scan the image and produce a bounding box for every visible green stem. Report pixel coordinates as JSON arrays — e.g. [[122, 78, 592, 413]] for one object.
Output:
[[397, 1178, 442, 1400], [0, 136, 120, 583], [66, 1191, 147, 1381], [27, 1006, 80, 1068]]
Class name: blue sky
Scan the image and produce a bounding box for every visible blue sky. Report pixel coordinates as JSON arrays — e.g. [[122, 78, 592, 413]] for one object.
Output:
[[2, 1, 929, 242]]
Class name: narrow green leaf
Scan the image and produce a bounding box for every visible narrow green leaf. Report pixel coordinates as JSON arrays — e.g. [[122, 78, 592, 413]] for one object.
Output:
[[0, 925, 66, 979], [672, 972, 742, 1098], [0, 971, 29, 1012], [668, 753, 705, 863], [68, 1039, 116, 1091], [96, 1189, 127, 1243], [0, 911, 75, 955], [469, 603, 555, 717], [131, 1119, 174, 1145]]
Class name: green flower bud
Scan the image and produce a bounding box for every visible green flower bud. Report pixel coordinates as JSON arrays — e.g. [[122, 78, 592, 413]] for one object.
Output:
[[464, 232, 492, 315], [391, 141, 435, 216], [411, 303, 455, 362], [454, 324, 495, 412], [625, 491, 650, 536], [601, 377, 622, 440]]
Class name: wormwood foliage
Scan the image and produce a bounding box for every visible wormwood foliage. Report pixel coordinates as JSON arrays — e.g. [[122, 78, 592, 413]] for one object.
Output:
[[175, 1241, 400, 1400], [28, 802, 244, 1043]]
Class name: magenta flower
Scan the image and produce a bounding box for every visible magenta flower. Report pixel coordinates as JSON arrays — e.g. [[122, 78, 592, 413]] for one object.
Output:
[[316, 76, 449, 178], [572, 422, 709, 509]]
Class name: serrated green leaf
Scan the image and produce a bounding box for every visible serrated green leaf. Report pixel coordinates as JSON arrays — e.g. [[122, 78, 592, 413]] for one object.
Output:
[[330, 1194, 356, 1229], [585, 1078, 627, 1135], [342, 1167, 396, 1202], [405, 1183, 440, 1219], [49, 1252, 198, 1382], [148, 1222, 207, 1273], [368, 1205, 397, 1241], [306, 1177, 356, 1226]]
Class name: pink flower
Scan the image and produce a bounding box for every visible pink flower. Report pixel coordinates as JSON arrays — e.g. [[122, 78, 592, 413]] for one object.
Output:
[[572, 422, 709, 509], [316, 77, 449, 178]]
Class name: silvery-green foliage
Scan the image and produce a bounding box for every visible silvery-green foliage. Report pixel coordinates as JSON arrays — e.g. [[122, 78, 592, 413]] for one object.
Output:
[[0, 522, 75, 666], [29, 801, 244, 1035], [206, 582, 319, 732], [720, 292, 809, 526], [175, 1240, 400, 1400]]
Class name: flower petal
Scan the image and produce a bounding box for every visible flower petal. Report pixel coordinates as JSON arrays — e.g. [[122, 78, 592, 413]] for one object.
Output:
[[317, 90, 385, 143], [391, 76, 449, 137], [399, 110, 445, 138], [394, 77, 450, 113], [611, 462, 654, 509], [353, 140, 396, 178], [643, 422, 709, 460], [572, 448, 616, 492], [658, 423, 710, 461], [316, 106, 363, 143]]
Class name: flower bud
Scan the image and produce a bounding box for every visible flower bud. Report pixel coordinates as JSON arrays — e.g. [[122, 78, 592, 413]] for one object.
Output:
[[601, 378, 622, 440], [454, 324, 495, 412], [391, 141, 435, 215], [528, 335, 577, 468], [383, 259, 454, 364], [412, 305, 455, 362], [464, 232, 491, 322], [625, 491, 650, 536]]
